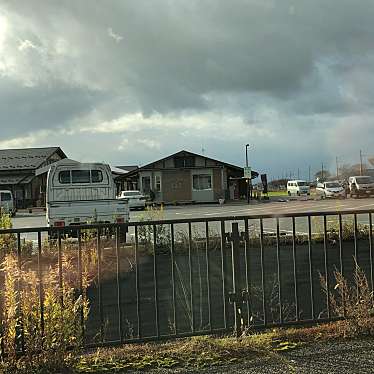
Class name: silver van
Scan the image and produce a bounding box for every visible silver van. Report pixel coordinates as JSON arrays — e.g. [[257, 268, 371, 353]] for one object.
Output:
[[0, 190, 16, 216]]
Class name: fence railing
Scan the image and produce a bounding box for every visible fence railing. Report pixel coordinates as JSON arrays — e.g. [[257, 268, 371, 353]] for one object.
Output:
[[0, 209, 373, 353]]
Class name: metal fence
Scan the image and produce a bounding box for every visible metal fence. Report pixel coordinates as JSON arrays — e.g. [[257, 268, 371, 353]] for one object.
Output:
[[0, 209, 373, 352]]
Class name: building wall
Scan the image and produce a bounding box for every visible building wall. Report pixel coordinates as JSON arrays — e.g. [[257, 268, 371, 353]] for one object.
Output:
[[191, 168, 214, 202], [162, 169, 192, 202], [213, 168, 224, 199]]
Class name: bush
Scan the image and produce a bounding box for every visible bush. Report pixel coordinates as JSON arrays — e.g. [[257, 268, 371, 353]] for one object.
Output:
[[320, 261, 374, 337], [0, 247, 90, 373]]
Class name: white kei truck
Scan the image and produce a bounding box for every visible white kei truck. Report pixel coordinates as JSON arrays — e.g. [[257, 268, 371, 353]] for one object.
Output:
[[46, 161, 129, 229]]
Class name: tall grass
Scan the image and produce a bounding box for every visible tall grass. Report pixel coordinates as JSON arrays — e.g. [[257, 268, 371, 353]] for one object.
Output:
[[0, 211, 91, 373]]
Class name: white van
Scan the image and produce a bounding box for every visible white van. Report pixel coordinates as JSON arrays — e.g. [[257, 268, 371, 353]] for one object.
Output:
[[287, 180, 310, 196], [46, 161, 129, 227], [0, 190, 16, 216]]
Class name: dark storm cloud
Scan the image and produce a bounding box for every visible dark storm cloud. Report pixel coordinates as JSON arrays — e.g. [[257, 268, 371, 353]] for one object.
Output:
[[1, 0, 374, 176], [3, 0, 374, 115], [0, 77, 108, 137]]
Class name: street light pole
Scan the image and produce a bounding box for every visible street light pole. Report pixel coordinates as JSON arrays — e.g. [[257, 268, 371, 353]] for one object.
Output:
[[245, 144, 250, 203]]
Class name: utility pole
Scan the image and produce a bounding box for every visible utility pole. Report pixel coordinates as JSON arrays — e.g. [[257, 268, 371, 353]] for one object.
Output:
[[308, 165, 311, 183], [360, 150, 363, 176], [321, 162, 324, 180], [297, 168, 300, 179], [336, 157, 339, 180]]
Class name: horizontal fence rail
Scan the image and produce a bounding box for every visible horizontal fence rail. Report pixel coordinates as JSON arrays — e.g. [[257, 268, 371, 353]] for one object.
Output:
[[0, 209, 373, 354]]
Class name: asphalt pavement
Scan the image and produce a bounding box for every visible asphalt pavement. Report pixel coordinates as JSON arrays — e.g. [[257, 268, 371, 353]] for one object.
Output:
[[11, 197, 374, 229], [148, 338, 374, 374]]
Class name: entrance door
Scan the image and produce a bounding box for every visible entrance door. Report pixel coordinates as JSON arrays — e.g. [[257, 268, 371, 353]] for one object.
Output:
[[141, 176, 151, 194]]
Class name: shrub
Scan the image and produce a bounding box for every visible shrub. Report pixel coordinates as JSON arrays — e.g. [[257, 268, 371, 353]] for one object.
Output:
[[0, 251, 90, 373], [320, 261, 374, 337]]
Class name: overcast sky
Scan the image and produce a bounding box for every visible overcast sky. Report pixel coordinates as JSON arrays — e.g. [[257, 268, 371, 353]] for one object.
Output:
[[1, 0, 373, 179]]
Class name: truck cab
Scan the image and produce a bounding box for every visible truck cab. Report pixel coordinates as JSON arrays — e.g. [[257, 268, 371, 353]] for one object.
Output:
[[46, 161, 129, 227], [348, 176, 374, 198]]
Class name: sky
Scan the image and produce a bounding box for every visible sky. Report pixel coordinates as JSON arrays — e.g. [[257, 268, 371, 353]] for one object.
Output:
[[0, 0, 374, 180]]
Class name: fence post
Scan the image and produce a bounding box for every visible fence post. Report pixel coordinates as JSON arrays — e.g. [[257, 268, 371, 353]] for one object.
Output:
[[229, 222, 247, 338]]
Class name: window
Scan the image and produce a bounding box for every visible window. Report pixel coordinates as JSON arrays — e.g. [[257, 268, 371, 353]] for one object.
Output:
[[193, 174, 212, 190], [174, 156, 195, 168], [91, 170, 103, 183], [0, 192, 12, 201], [72, 170, 90, 183], [155, 175, 161, 192], [59, 171, 71, 184], [356, 176, 373, 184]]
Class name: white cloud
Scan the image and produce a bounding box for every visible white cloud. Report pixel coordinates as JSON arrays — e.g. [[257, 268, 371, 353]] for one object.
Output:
[[0, 130, 51, 149], [107, 27, 123, 43], [18, 39, 38, 52]]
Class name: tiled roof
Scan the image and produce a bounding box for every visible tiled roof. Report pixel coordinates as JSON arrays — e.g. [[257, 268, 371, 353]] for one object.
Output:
[[0, 174, 34, 185], [0, 147, 66, 171]]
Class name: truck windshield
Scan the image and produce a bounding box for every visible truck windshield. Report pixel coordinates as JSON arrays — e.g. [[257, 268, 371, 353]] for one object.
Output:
[[297, 182, 308, 186], [356, 177, 373, 184], [0, 192, 12, 201]]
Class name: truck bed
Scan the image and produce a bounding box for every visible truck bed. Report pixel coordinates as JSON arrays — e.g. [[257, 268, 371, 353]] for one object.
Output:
[[47, 199, 129, 226]]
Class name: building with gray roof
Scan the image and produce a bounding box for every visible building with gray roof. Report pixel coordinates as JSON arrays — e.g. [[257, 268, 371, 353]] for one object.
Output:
[[0, 147, 67, 208]]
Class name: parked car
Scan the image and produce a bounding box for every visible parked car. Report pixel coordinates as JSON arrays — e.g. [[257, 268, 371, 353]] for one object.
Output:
[[316, 181, 345, 199], [118, 190, 146, 210], [46, 161, 129, 228], [348, 176, 374, 198], [0, 190, 16, 216], [287, 180, 310, 196]]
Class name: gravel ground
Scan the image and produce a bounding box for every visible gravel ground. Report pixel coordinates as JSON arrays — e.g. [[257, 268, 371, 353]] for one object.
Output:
[[128, 337, 374, 374]]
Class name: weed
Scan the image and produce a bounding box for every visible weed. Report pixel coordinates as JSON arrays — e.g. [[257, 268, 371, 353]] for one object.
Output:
[[320, 260, 374, 337]]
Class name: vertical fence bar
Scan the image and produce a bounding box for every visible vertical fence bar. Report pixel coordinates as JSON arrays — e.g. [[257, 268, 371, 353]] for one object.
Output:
[[188, 222, 195, 333], [338, 214, 346, 317], [220, 220, 228, 329], [244, 219, 252, 326], [276, 218, 283, 324], [259, 219, 267, 327], [338, 214, 344, 276], [323, 215, 330, 319], [16, 233, 25, 354], [96, 228, 104, 342], [134, 225, 141, 338], [0, 232, 3, 358], [205, 221, 212, 332], [292, 217, 299, 321], [369, 213, 373, 291], [115, 226, 124, 343], [57, 230, 63, 307], [231, 222, 243, 337], [307, 216, 315, 321], [354, 213, 358, 263], [37, 231, 45, 342], [353, 213, 359, 298], [153, 225, 160, 338], [170, 224, 177, 335], [77, 229, 85, 343]]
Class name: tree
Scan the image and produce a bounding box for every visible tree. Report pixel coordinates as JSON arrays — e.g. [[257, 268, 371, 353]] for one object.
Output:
[[314, 170, 331, 181]]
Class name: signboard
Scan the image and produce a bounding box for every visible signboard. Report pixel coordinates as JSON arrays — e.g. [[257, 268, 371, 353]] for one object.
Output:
[[244, 166, 252, 179]]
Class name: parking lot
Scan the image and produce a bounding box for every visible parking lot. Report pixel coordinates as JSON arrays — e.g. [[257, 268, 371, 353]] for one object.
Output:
[[11, 196, 374, 229]]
